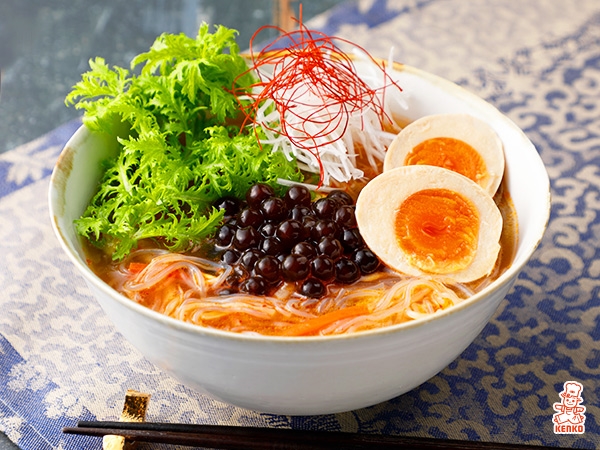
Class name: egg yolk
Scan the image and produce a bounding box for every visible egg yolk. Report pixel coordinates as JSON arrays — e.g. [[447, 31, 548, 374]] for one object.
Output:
[[394, 188, 479, 274], [406, 137, 487, 186]]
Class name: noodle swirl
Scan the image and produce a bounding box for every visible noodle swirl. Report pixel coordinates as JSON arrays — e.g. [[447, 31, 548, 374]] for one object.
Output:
[[101, 250, 472, 336]]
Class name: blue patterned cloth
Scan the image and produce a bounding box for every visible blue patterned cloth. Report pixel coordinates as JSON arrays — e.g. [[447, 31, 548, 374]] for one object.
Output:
[[2, 0, 600, 448]]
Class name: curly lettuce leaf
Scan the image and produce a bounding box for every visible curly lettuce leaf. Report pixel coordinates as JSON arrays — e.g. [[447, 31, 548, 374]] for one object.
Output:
[[65, 23, 254, 139], [76, 124, 302, 260], [67, 24, 302, 259]]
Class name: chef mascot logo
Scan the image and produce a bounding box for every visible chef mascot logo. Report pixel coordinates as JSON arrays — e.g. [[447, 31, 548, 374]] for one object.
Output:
[[553, 381, 586, 434]]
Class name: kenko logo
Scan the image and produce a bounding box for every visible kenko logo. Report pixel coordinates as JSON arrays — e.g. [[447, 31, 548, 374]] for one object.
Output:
[[553, 381, 586, 434]]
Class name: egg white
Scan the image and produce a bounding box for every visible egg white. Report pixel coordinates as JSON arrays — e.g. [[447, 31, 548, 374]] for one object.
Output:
[[383, 113, 505, 196], [356, 165, 503, 283]]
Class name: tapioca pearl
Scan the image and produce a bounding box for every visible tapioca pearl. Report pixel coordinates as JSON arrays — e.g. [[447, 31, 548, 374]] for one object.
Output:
[[239, 275, 268, 295], [327, 190, 353, 206], [254, 255, 281, 283], [221, 248, 240, 265], [291, 241, 317, 259], [311, 220, 338, 241], [289, 205, 313, 221], [276, 219, 304, 248], [261, 197, 289, 221], [260, 236, 285, 256], [215, 223, 237, 247], [312, 197, 338, 220], [213, 196, 241, 218], [237, 207, 264, 228], [284, 185, 312, 208], [300, 278, 326, 298], [281, 254, 310, 282], [339, 227, 363, 252], [233, 226, 260, 250], [317, 237, 344, 260], [246, 183, 275, 207], [353, 248, 381, 274], [310, 255, 335, 281], [240, 248, 263, 271], [259, 222, 277, 238], [335, 257, 361, 284], [334, 205, 357, 228]]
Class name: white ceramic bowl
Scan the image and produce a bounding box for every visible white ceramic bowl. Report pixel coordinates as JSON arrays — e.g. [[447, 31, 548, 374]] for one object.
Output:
[[49, 63, 550, 415]]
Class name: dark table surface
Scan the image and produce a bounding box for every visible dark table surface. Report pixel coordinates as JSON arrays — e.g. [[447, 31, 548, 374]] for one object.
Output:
[[0, 0, 343, 155]]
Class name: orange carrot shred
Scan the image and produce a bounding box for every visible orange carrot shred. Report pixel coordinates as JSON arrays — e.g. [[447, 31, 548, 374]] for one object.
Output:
[[284, 304, 370, 336], [128, 262, 148, 274]]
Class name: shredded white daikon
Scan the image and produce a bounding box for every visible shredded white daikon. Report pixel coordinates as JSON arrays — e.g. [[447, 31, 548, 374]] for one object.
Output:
[[246, 49, 407, 186]]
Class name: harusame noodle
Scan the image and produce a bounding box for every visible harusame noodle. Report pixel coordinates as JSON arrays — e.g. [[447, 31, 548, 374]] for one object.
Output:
[[99, 249, 474, 336]]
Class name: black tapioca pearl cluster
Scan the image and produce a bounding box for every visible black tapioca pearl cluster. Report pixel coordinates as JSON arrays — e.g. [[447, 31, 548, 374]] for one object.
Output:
[[212, 183, 380, 298]]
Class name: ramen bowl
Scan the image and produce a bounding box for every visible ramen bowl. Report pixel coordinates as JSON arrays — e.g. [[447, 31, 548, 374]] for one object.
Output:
[[49, 63, 550, 415]]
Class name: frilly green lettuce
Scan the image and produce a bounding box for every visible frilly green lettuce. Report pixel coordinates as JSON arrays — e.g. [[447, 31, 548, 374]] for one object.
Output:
[[66, 24, 302, 259]]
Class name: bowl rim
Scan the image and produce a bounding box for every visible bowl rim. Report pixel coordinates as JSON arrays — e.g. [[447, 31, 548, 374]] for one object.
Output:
[[49, 63, 551, 344]]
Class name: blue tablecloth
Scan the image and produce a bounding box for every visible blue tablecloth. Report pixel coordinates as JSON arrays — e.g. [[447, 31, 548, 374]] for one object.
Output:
[[2, 0, 600, 448]]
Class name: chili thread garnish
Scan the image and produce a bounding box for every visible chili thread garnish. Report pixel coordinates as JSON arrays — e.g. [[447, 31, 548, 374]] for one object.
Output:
[[233, 10, 403, 187]]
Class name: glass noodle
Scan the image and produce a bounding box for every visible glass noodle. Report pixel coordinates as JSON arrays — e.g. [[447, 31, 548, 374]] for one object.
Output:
[[96, 249, 473, 336]]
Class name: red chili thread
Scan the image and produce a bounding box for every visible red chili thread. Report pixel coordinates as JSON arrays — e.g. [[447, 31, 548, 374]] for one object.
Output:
[[233, 10, 402, 185]]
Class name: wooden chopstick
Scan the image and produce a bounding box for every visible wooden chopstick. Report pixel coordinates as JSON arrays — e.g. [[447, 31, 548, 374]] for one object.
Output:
[[63, 420, 567, 450]]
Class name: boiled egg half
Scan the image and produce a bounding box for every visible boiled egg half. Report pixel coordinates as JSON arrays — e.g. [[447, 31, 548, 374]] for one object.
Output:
[[383, 113, 505, 196], [355, 165, 502, 282]]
